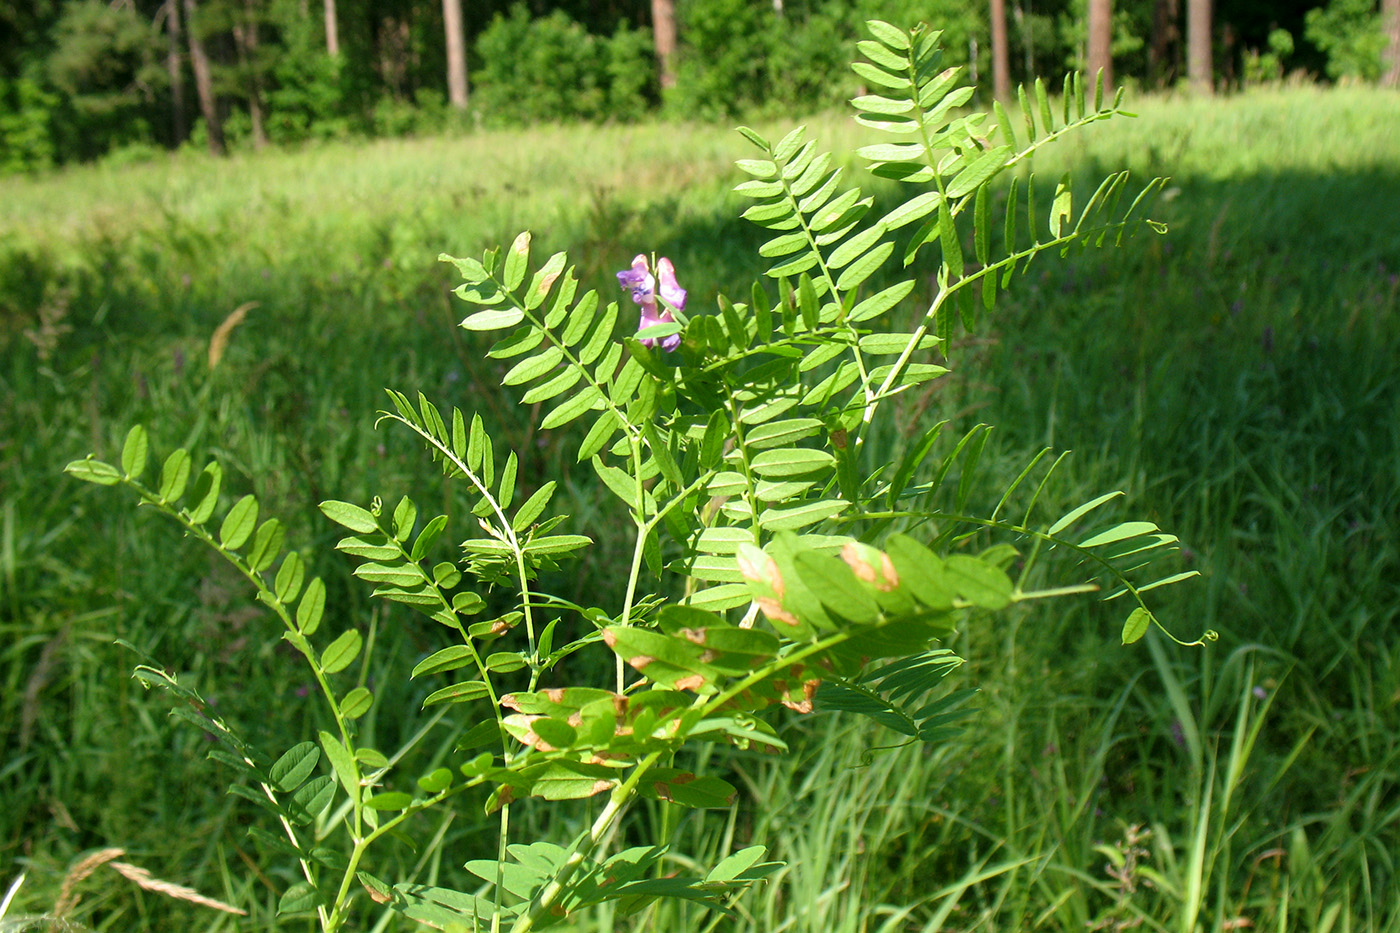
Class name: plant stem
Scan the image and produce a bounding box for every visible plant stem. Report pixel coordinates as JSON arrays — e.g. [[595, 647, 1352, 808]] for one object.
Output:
[[509, 750, 666, 933]]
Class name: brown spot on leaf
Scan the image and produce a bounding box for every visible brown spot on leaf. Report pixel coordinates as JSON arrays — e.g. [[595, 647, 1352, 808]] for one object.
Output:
[[780, 678, 820, 713], [737, 550, 785, 598], [843, 543, 878, 584], [879, 552, 899, 590], [842, 542, 898, 591], [756, 597, 799, 627], [674, 674, 706, 691]]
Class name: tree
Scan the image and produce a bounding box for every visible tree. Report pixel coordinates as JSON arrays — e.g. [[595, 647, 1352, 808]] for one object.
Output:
[[443, 0, 469, 108], [183, 0, 226, 153], [1187, 0, 1211, 92], [1149, 0, 1180, 87], [990, 0, 1011, 99], [46, 0, 165, 157], [324, 0, 339, 57], [1087, 0, 1113, 91], [1384, 0, 1400, 86], [163, 0, 188, 145], [652, 0, 678, 89], [230, 0, 268, 148]]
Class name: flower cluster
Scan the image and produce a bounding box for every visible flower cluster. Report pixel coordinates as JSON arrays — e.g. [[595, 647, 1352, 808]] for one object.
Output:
[[617, 254, 685, 352]]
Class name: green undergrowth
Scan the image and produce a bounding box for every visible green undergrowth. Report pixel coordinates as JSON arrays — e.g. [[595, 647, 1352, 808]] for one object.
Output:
[[2, 86, 1398, 930]]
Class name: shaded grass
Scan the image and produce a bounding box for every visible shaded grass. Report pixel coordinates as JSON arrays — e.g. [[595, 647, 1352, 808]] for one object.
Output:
[[1, 85, 1398, 929]]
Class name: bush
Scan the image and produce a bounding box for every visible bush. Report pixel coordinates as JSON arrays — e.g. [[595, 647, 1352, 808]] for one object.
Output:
[[667, 0, 776, 119], [1306, 0, 1387, 81], [0, 75, 59, 173], [605, 21, 659, 121], [667, 0, 987, 121], [474, 5, 653, 124]]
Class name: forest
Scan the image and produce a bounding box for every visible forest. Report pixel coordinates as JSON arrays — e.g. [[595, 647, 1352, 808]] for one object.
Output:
[[2, 0, 1400, 171]]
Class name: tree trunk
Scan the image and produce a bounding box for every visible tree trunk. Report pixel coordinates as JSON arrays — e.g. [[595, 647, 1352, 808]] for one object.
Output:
[[990, 0, 1011, 99], [1149, 0, 1179, 88], [443, 0, 469, 108], [651, 0, 677, 90], [1013, 1, 1034, 80], [1187, 0, 1212, 94], [1383, 0, 1400, 88], [1087, 0, 1113, 94], [183, 0, 225, 155], [165, 0, 187, 145], [324, 0, 339, 57], [233, 2, 266, 149]]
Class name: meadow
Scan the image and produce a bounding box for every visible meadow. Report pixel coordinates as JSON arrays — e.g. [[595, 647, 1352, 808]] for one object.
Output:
[[2, 83, 1399, 931]]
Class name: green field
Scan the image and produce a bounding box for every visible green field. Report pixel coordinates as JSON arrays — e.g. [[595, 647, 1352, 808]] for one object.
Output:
[[3, 85, 1399, 931]]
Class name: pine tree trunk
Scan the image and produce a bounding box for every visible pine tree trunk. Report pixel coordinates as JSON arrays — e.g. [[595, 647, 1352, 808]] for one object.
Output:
[[651, 0, 678, 90], [443, 0, 469, 108], [1013, 1, 1034, 79], [324, 0, 339, 56], [165, 0, 188, 145], [1187, 0, 1212, 94], [1383, 0, 1400, 88], [1087, 0, 1114, 93], [183, 0, 225, 155], [233, 4, 267, 150], [990, 0, 1011, 99], [1149, 0, 1179, 88]]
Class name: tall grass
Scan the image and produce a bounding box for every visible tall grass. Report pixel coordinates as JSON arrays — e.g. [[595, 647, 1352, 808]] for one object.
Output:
[[1, 86, 1397, 929]]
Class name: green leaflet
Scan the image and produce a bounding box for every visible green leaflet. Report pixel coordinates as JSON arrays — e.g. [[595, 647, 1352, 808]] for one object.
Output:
[[319, 629, 362, 674], [158, 448, 190, 502], [219, 494, 259, 550], [1122, 607, 1152, 644]]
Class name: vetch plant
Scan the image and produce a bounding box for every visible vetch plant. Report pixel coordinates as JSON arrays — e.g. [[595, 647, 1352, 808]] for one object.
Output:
[[65, 21, 1213, 932]]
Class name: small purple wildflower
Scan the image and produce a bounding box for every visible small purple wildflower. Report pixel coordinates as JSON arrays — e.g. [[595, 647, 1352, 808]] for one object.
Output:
[[1252, 685, 1268, 700], [1170, 719, 1186, 749], [617, 254, 685, 351]]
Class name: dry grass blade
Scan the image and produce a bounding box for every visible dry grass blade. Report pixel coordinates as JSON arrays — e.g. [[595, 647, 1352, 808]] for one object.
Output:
[[208, 301, 259, 370], [106, 861, 246, 916], [52, 849, 123, 918], [50, 848, 247, 921]]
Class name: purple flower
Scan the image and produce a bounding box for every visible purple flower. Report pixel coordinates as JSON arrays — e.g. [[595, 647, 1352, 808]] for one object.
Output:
[[617, 254, 685, 352], [1170, 719, 1186, 749]]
